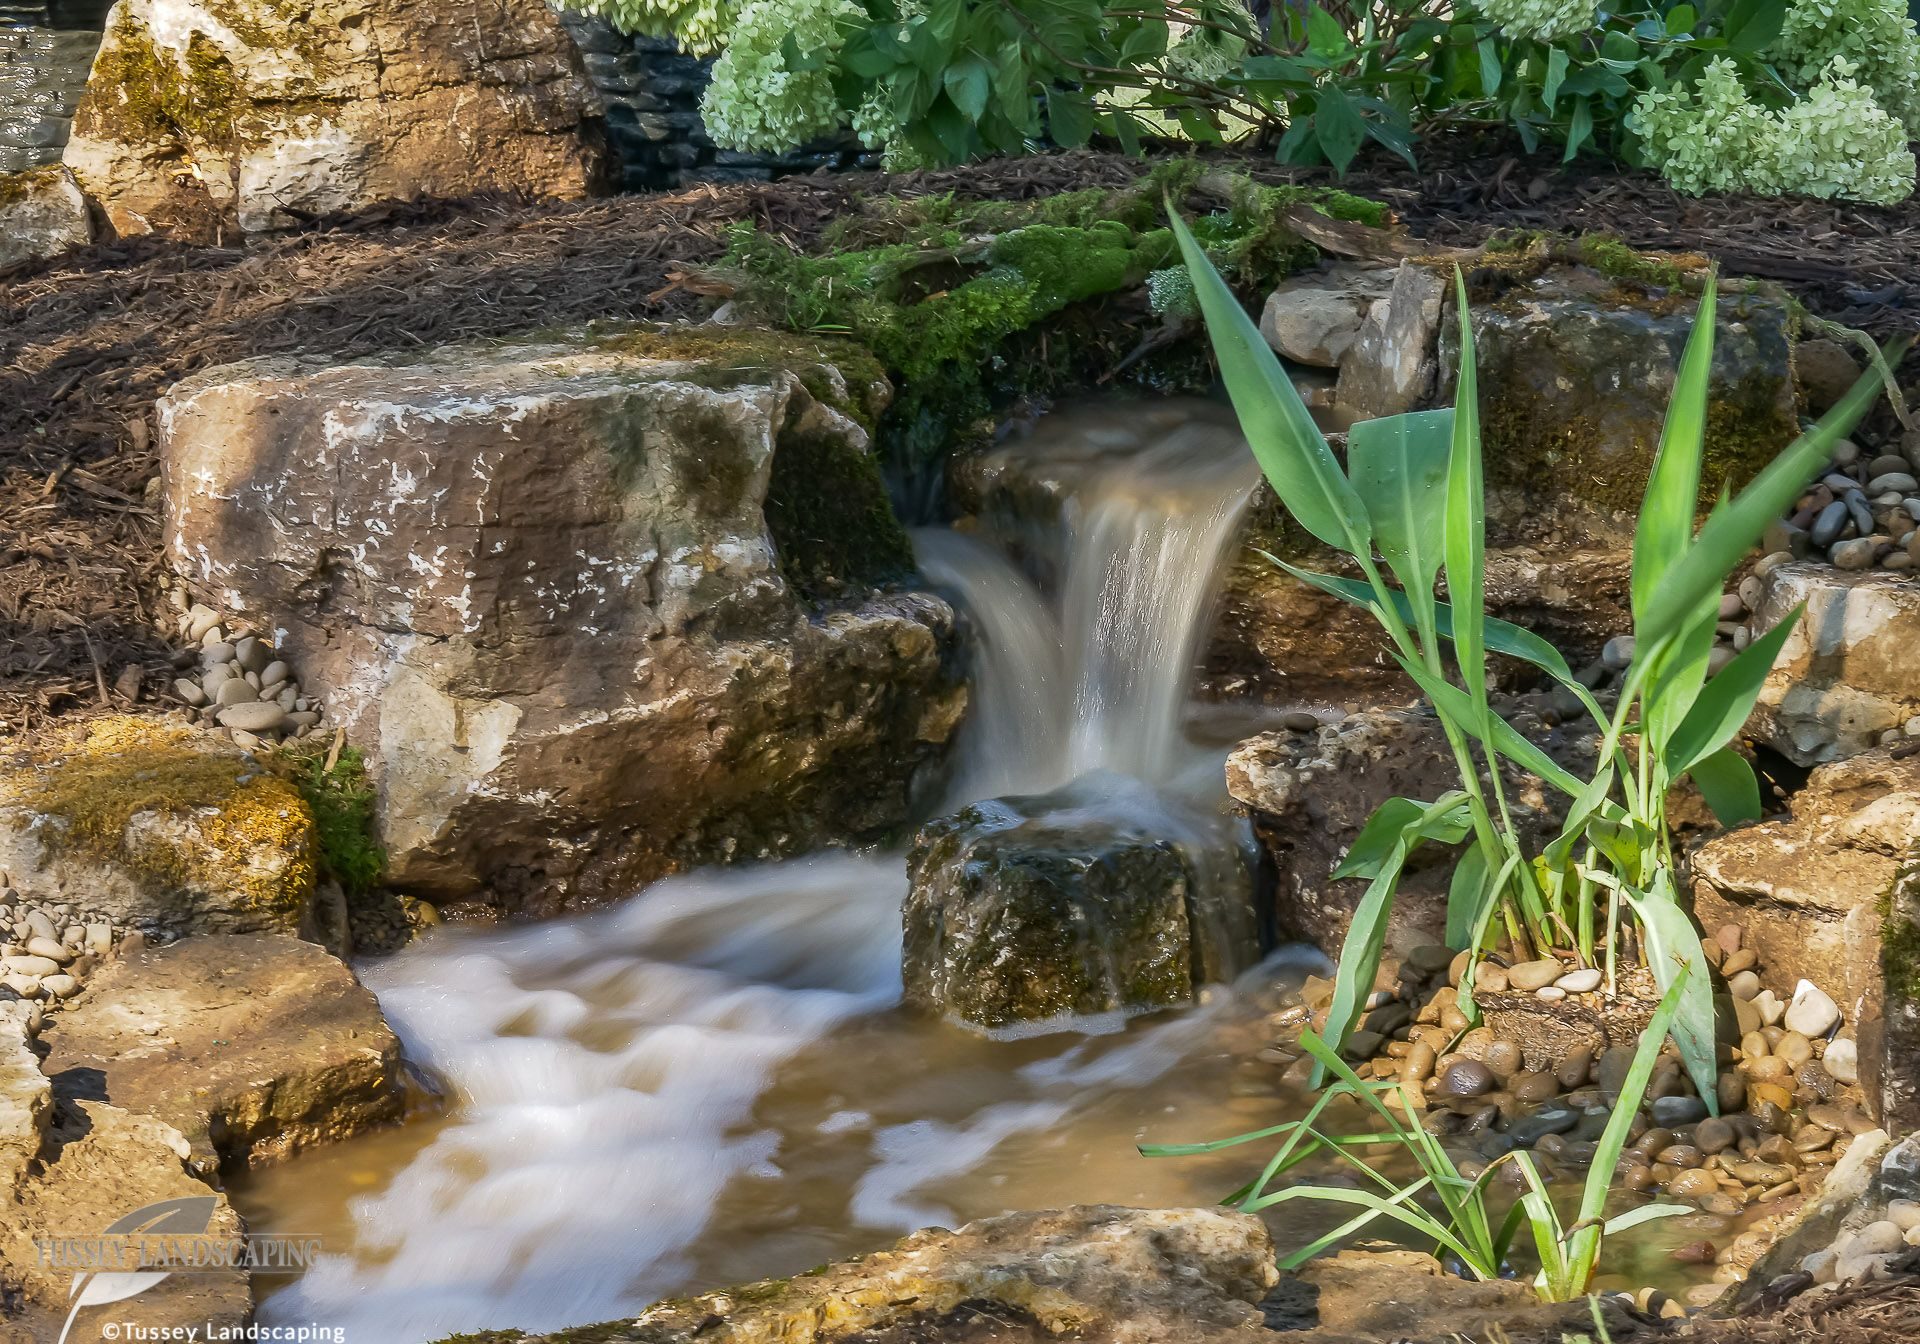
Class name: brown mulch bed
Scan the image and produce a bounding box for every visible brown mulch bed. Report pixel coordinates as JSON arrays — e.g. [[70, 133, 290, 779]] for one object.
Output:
[[4, 141, 1919, 729]]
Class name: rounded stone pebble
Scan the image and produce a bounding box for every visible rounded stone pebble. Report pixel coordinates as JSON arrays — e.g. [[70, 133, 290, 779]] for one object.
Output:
[[1652, 1095, 1709, 1128], [1785, 980, 1841, 1037], [1280, 711, 1319, 733], [1556, 967, 1603, 993], [1439, 1059, 1495, 1098], [1812, 499, 1851, 546], [216, 702, 289, 733], [1507, 959, 1563, 992], [1831, 537, 1878, 570], [1602, 635, 1635, 670], [40, 974, 78, 999], [214, 678, 258, 707]]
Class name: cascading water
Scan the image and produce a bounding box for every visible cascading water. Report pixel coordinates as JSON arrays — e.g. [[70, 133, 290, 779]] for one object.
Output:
[[243, 397, 1306, 1343]]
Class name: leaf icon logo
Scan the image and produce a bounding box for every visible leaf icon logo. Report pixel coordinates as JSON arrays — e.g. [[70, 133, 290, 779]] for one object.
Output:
[[58, 1196, 219, 1344]]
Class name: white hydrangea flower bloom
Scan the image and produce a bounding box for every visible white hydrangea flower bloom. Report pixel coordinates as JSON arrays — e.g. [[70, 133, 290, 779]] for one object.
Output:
[[1630, 56, 1914, 204], [701, 0, 865, 153], [1771, 0, 1920, 136], [1476, 0, 1599, 42]]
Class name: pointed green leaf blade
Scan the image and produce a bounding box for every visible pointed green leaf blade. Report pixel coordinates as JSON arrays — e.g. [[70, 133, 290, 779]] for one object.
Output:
[[1632, 274, 1718, 626], [1442, 269, 1488, 712], [1167, 206, 1371, 555], [1662, 605, 1803, 776], [1689, 747, 1763, 826], [1348, 408, 1455, 599]]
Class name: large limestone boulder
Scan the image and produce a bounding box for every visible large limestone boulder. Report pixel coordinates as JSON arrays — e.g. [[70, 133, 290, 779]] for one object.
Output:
[[161, 329, 962, 912], [1749, 563, 1920, 765], [64, 0, 603, 236], [0, 164, 92, 268], [903, 777, 1258, 1031], [40, 933, 404, 1170], [447, 1205, 1281, 1344], [0, 717, 319, 939]]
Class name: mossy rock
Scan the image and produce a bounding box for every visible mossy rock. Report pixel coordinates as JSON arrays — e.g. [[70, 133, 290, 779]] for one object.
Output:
[[1440, 262, 1800, 541], [901, 776, 1259, 1031], [0, 717, 317, 937]]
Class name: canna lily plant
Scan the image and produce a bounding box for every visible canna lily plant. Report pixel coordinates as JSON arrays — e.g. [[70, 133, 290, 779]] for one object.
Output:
[[1165, 201, 1899, 1105]]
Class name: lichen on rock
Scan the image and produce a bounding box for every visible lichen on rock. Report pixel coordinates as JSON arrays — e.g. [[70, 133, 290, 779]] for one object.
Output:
[[0, 716, 317, 936]]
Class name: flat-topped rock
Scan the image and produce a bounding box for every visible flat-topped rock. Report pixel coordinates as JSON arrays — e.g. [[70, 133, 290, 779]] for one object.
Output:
[[432, 1205, 1280, 1344], [40, 933, 403, 1170], [160, 328, 961, 912], [0, 716, 318, 940]]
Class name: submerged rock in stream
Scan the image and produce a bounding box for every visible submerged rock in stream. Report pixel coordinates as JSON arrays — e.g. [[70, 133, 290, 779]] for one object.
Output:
[[902, 775, 1259, 1032]]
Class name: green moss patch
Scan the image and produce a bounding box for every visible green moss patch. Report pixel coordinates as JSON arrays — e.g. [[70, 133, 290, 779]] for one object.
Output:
[[716, 164, 1389, 470], [272, 743, 384, 898]]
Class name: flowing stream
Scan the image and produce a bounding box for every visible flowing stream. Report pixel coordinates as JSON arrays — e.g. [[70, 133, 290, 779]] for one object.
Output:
[[238, 398, 1317, 1341]]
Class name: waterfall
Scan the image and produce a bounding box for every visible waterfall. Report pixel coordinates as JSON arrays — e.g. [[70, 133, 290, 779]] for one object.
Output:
[[248, 396, 1289, 1344]]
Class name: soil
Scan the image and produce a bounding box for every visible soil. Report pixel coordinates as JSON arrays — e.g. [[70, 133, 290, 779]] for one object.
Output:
[[4, 140, 1919, 728]]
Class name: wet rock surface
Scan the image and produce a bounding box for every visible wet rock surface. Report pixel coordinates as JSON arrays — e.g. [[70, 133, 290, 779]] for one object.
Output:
[[64, 0, 602, 236], [160, 329, 962, 913], [430, 1205, 1281, 1344], [903, 778, 1258, 1031], [40, 933, 404, 1170]]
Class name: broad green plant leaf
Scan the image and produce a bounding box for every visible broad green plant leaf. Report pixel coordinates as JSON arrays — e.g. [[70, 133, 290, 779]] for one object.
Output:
[[1446, 840, 1488, 950], [1167, 205, 1371, 555], [1689, 747, 1763, 826], [1623, 878, 1719, 1110], [1347, 408, 1455, 602], [1661, 604, 1803, 775], [1335, 795, 1469, 880]]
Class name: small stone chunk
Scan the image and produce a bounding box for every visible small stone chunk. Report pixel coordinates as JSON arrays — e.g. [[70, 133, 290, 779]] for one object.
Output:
[[1784, 980, 1841, 1037], [1507, 959, 1563, 992]]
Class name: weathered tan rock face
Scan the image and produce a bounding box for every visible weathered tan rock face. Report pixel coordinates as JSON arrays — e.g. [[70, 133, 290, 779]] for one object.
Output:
[[0, 1100, 252, 1344], [1750, 563, 1920, 765], [0, 1003, 48, 1202], [40, 933, 404, 1170], [161, 330, 962, 912], [1691, 747, 1916, 1024], [0, 164, 92, 268], [448, 1205, 1280, 1344], [0, 717, 318, 940], [64, 0, 602, 237]]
